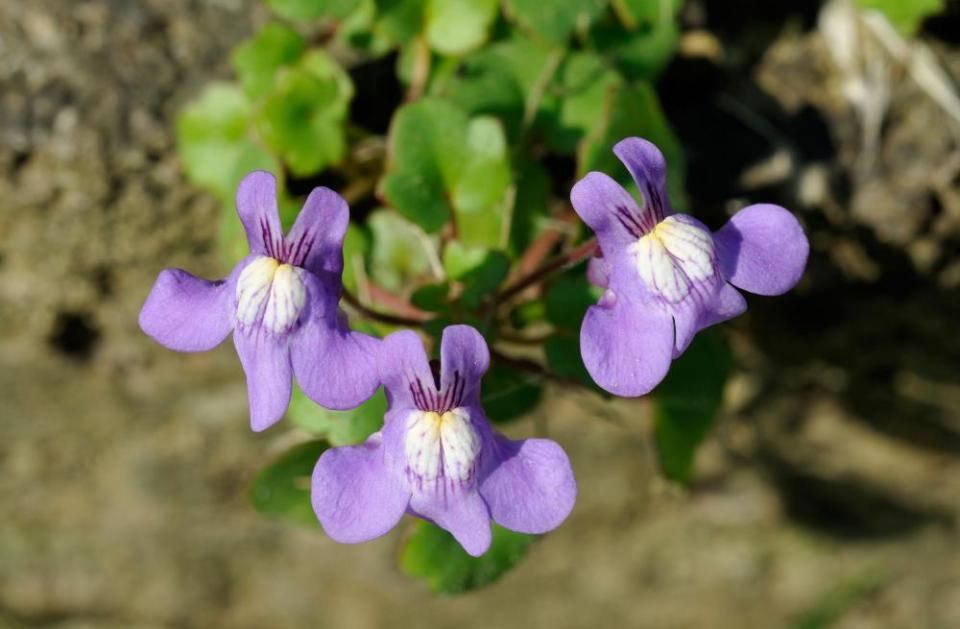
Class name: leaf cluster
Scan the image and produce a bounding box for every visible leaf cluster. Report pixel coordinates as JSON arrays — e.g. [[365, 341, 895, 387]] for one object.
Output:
[[177, 0, 734, 594]]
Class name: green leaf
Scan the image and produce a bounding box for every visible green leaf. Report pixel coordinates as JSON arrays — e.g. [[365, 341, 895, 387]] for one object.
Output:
[[216, 143, 285, 265], [452, 117, 511, 247], [539, 53, 623, 154], [335, 0, 396, 55], [460, 253, 509, 308], [381, 100, 511, 243], [590, 0, 681, 80], [177, 84, 266, 199], [578, 80, 687, 210], [544, 272, 601, 331], [341, 222, 370, 294], [445, 33, 555, 138], [442, 241, 487, 278], [443, 242, 510, 309], [854, 0, 943, 35], [368, 209, 436, 291], [255, 50, 354, 177], [381, 99, 466, 231], [446, 51, 525, 135], [508, 299, 546, 329], [176, 84, 280, 264], [249, 440, 327, 526], [264, 0, 362, 21], [411, 283, 451, 311], [505, 0, 609, 45], [508, 160, 551, 256], [288, 386, 386, 445], [544, 334, 595, 388], [232, 23, 305, 99], [373, 0, 425, 46], [482, 363, 543, 422], [401, 521, 535, 594], [652, 332, 732, 484], [425, 0, 498, 56]]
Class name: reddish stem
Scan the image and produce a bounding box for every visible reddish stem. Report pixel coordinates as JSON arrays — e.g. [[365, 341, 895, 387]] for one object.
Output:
[[495, 237, 598, 305]]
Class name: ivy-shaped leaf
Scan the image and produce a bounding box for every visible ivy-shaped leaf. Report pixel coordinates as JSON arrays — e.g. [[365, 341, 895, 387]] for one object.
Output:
[[452, 117, 512, 247], [539, 52, 623, 154], [544, 272, 601, 331], [177, 84, 274, 201], [400, 521, 535, 594], [255, 50, 354, 177], [381, 99, 511, 246], [578, 80, 687, 210], [264, 0, 362, 21], [425, 0, 499, 56], [232, 23, 305, 99], [368, 209, 436, 292], [652, 332, 732, 484], [590, 0, 682, 80], [249, 440, 327, 526], [288, 386, 386, 446], [505, 0, 609, 45], [481, 363, 543, 423], [443, 242, 510, 309]]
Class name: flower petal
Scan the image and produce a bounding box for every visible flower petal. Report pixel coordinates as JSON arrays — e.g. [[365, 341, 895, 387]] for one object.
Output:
[[284, 186, 349, 278], [139, 267, 235, 352], [379, 330, 434, 409], [672, 282, 747, 357], [236, 171, 283, 258], [409, 488, 492, 557], [291, 316, 381, 411], [613, 137, 672, 219], [233, 329, 292, 432], [714, 203, 808, 296], [479, 433, 576, 534], [311, 432, 410, 544], [580, 291, 674, 396], [439, 325, 489, 407], [570, 172, 646, 254]]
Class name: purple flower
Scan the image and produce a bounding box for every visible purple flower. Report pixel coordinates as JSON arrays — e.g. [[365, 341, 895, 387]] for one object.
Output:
[[571, 137, 809, 396], [311, 325, 577, 556], [139, 171, 379, 431]]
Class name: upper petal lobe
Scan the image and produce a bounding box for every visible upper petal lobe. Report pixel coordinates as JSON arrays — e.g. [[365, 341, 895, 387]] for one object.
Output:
[[439, 325, 489, 407], [378, 331, 435, 410], [612, 137, 672, 219], [284, 186, 350, 278], [236, 171, 283, 258], [570, 172, 647, 255]]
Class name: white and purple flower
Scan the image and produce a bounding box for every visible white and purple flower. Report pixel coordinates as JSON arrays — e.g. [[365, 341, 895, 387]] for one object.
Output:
[[139, 171, 380, 431], [572, 137, 809, 396], [311, 325, 577, 556]]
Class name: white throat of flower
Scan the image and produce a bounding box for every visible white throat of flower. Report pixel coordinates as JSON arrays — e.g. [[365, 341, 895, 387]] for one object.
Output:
[[235, 255, 307, 335], [628, 215, 715, 303], [404, 407, 481, 489]]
